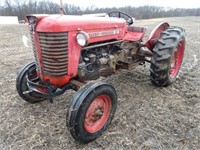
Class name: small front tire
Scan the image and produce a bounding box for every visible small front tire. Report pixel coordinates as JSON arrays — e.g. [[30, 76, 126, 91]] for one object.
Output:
[[67, 82, 117, 143], [16, 62, 45, 103]]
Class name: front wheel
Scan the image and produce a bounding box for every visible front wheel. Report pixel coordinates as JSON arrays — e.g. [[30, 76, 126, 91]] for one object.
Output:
[[16, 62, 45, 103], [67, 82, 117, 143], [150, 27, 186, 86]]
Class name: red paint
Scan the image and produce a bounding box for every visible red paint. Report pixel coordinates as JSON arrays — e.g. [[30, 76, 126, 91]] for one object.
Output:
[[146, 22, 169, 51], [36, 15, 126, 44], [36, 87, 47, 93], [30, 21, 72, 87], [84, 95, 111, 133], [30, 15, 127, 86], [67, 31, 82, 78], [124, 26, 146, 41], [28, 15, 170, 87], [170, 40, 184, 78], [36, 15, 126, 32], [37, 72, 71, 87]]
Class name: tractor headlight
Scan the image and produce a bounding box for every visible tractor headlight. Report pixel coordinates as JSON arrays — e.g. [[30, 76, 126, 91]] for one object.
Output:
[[76, 31, 89, 47]]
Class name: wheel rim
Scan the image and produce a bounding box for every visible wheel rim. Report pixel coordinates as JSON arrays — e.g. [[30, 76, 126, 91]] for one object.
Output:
[[170, 40, 184, 78], [84, 94, 111, 133]]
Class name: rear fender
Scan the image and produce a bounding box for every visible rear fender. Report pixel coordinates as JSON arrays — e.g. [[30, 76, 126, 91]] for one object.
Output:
[[146, 22, 170, 51]]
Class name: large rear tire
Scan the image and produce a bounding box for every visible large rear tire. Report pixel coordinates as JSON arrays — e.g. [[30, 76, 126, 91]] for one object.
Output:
[[150, 27, 186, 86], [67, 82, 117, 143], [16, 62, 45, 103]]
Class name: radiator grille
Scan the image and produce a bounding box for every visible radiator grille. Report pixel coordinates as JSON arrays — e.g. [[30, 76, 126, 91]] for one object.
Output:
[[38, 32, 68, 77]]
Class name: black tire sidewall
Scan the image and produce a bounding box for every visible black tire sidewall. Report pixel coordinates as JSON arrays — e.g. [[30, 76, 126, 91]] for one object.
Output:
[[16, 62, 44, 103], [150, 27, 186, 86], [69, 84, 117, 143]]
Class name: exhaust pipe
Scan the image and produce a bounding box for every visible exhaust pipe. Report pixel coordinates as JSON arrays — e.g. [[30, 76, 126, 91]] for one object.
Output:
[[60, 0, 66, 15]]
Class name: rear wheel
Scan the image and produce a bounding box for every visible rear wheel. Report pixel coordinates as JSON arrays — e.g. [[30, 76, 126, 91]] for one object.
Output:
[[150, 27, 185, 86], [16, 62, 45, 103], [67, 82, 117, 143]]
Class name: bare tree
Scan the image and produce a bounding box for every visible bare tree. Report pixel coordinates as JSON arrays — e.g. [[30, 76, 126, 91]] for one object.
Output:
[[4, 0, 13, 15], [0, 0, 199, 20], [14, 0, 23, 19]]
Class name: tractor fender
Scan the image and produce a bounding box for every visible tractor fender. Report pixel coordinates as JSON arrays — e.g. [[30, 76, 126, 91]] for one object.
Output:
[[146, 22, 170, 51]]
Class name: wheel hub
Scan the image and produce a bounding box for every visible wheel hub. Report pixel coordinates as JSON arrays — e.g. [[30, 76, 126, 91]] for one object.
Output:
[[84, 95, 111, 133], [170, 48, 178, 71], [169, 40, 184, 78], [92, 108, 104, 120]]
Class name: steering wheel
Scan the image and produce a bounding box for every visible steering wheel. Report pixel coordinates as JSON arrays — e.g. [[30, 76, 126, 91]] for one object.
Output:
[[108, 10, 133, 25]]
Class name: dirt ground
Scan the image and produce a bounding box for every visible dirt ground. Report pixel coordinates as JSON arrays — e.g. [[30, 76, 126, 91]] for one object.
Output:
[[0, 17, 200, 150]]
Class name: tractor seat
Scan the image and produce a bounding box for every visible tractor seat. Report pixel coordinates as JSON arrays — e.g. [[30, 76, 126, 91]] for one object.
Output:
[[124, 26, 146, 42], [128, 26, 146, 33]]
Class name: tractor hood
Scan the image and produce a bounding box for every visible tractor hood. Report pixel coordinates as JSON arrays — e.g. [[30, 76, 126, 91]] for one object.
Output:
[[27, 14, 127, 32]]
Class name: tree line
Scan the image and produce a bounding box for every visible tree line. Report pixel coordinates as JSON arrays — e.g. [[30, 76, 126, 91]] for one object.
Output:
[[0, 0, 200, 20]]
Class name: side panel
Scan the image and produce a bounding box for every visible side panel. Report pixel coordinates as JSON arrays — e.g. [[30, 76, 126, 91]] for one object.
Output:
[[146, 22, 170, 51], [68, 32, 82, 78], [123, 26, 146, 41], [85, 27, 125, 43]]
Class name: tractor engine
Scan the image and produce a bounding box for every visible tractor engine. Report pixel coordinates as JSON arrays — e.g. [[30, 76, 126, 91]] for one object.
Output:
[[77, 42, 139, 81]]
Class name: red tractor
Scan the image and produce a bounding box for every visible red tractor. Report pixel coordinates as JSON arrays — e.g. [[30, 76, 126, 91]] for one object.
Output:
[[16, 11, 185, 143]]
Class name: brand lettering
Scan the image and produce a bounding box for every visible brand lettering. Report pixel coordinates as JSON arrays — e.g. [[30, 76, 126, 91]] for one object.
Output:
[[89, 30, 120, 38]]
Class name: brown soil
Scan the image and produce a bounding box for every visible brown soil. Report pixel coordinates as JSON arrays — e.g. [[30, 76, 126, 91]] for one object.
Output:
[[0, 17, 199, 150]]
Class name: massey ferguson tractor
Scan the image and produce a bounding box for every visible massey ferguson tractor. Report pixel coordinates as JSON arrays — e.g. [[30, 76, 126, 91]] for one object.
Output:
[[16, 11, 185, 143]]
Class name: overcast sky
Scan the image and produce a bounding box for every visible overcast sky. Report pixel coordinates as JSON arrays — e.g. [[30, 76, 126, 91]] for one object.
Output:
[[60, 0, 200, 9]]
